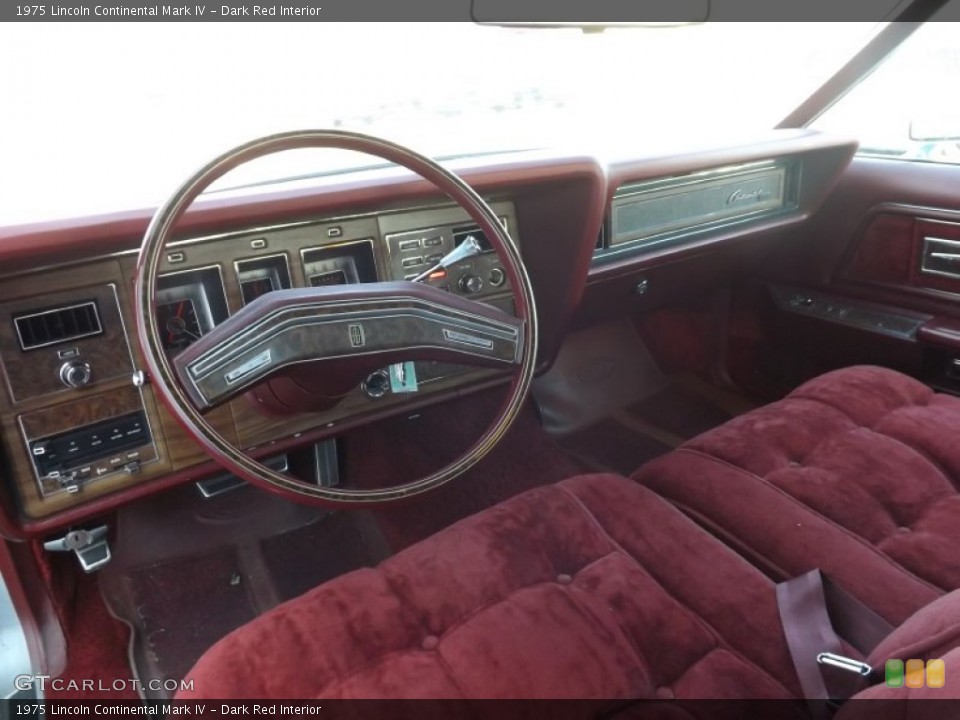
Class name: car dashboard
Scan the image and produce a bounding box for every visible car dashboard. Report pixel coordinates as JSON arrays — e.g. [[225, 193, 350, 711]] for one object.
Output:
[[0, 130, 857, 534]]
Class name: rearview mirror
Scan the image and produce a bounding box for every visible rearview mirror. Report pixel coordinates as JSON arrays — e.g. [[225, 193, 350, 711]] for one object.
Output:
[[471, 0, 708, 26], [909, 115, 960, 142]]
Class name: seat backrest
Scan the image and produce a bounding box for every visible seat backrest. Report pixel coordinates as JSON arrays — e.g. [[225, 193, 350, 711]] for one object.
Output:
[[839, 590, 960, 709]]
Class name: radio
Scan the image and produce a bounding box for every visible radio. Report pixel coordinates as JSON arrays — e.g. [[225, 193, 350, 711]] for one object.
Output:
[[24, 408, 157, 496]]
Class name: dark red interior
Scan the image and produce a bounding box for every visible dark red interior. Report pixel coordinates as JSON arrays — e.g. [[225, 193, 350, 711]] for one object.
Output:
[[4, 17, 960, 708]]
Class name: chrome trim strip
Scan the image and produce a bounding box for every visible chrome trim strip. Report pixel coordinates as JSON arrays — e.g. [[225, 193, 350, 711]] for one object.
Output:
[[613, 160, 780, 200], [922, 236, 960, 279], [191, 310, 519, 381]]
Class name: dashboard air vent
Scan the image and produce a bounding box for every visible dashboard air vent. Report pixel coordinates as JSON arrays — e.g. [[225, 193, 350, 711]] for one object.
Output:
[[14, 301, 103, 351]]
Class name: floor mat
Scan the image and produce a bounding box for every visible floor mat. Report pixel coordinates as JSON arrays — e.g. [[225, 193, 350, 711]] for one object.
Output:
[[532, 318, 668, 435], [100, 484, 389, 700], [626, 383, 736, 443], [261, 512, 383, 600], [533, 317, 758, 475], [556, 418, 672, 475], [552, 379, 752, 474], [123, 548, 254, 688]]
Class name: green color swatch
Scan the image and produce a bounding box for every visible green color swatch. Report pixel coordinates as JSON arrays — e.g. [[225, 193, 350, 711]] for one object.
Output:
[[886, 659, 904, 687]]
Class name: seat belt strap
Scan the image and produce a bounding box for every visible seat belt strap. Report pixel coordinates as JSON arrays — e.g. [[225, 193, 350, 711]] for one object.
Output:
[[775, 569, 896, 712], [818, 574, 894, 655], [776, 569, 840, 703]]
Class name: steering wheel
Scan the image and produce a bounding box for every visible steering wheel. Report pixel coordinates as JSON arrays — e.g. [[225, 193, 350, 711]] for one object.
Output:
[[135, 130, 538, 506]]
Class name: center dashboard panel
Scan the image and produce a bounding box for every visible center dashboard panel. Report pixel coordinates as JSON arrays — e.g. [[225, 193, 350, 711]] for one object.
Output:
[[0, 200, 519, 523]]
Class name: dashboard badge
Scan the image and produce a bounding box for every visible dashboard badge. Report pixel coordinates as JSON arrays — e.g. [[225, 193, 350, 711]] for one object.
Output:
[[348, 323, 366, 348], [224, 349, 272, 385], [443, 328, 493, 350]]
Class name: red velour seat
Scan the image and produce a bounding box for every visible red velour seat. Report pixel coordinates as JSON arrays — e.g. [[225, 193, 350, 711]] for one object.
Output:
[[634, 366, 960, 627], [179, 474, 805, 699], [178, 471, 960, 703]]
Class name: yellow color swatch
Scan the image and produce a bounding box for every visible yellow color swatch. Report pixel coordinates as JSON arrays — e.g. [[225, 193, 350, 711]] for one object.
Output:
[[927, 659, 946, 689]]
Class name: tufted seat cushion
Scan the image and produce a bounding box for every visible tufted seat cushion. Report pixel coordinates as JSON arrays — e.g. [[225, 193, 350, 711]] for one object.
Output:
[[179, 474, 808, 700], [634, 366, 960, 626]]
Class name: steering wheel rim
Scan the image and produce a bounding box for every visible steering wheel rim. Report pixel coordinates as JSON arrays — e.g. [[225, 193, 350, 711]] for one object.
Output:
[[135, 130, 538, 507]]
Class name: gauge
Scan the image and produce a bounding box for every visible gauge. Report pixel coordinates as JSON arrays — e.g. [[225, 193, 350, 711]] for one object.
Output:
[[309, 270, 348, 287], [301, 241, 378, 286], [156, 299, 203, 353], [236, 256, 290, 306], [240, 276, 277, 304]]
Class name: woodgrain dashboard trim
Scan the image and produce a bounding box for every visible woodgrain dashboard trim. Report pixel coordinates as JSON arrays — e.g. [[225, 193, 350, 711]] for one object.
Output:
[[0, 284, 134, 405]]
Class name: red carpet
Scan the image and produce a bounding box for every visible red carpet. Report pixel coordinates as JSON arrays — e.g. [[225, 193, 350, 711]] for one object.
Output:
[[39, 551, 137, 701], [343, 389, 589, 550]]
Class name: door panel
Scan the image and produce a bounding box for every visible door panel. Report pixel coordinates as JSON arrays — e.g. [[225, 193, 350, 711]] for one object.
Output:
[[731, 156, 960, 397]]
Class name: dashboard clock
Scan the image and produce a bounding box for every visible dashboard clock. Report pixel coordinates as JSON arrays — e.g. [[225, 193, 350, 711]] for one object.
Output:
[[155, 266, 228, 356]]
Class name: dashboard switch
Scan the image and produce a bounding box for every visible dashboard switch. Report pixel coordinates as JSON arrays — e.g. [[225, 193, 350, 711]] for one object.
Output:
[[59, 360, 92, 389], [489, 267, 506, 287], [361, 370, 391, 399], [459, 274, 484, 295]]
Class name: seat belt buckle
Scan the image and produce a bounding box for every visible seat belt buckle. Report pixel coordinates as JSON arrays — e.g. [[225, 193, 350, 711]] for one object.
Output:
[[817, 652, 872, 678]]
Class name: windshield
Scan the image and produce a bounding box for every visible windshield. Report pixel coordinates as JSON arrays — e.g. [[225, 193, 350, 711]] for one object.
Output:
[[1, 22, 878, 226]]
